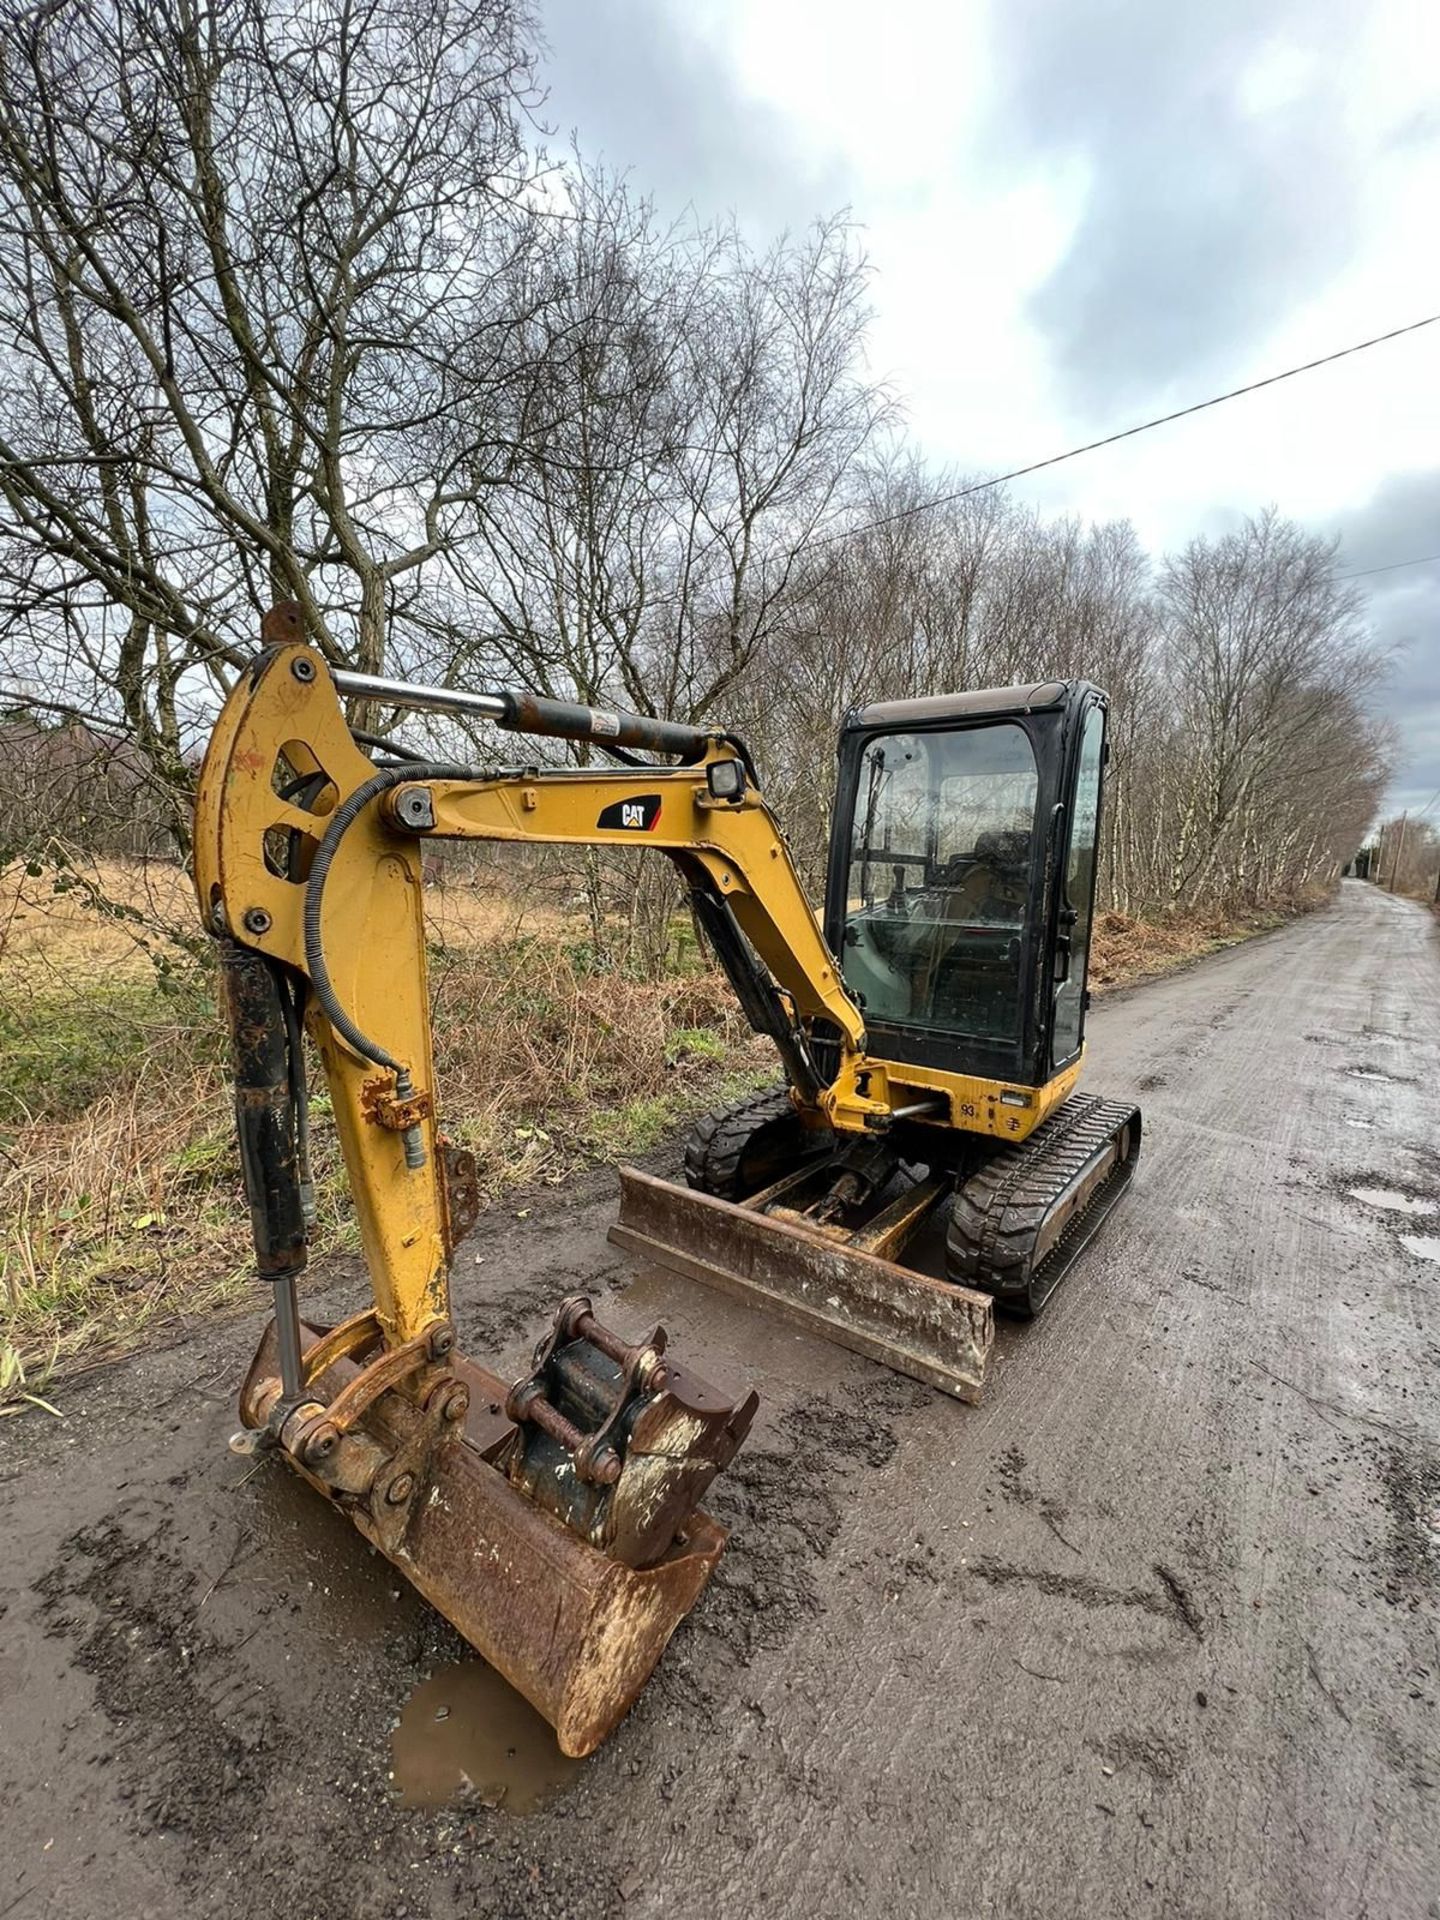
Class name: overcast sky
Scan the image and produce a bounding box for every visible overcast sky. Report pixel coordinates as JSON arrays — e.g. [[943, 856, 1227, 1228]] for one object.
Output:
[[535, 0, 1440, 818]]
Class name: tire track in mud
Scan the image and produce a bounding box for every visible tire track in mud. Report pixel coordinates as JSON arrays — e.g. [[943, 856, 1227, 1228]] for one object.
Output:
[[948, 1553, 1207, 1638], [26, 1365, 927, 1920], [649, 1373, 930, 1711]]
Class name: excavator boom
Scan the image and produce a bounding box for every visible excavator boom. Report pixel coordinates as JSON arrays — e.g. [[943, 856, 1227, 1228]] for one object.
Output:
[[195, 613, 763, 1754]]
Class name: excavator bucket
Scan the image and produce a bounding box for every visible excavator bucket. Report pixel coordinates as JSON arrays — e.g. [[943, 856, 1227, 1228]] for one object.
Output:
[[609, 1168, 995, 1403], [236, 1301, 755, 1758]]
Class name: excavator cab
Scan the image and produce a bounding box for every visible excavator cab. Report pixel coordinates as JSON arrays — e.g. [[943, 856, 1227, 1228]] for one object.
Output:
[[625, 674, 1137, 1383], [824, 681, 1109, 1094]]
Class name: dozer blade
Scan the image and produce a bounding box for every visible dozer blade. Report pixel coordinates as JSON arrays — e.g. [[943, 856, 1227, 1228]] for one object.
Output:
[[609, 1167, 995, 1403], [238, 1315, 742, 1758]]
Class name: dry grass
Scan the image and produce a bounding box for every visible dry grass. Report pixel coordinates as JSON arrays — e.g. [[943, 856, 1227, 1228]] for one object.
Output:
[[1, 853, 191, 984], [0, 850, 569, 981], [0, 853, 772, 1403], [1089, 910, 1230, 990]]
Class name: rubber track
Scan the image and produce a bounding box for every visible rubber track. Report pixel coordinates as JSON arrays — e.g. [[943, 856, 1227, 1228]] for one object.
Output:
[[946, 1093, 1140, 1312], [683, 1087, 800, 1201]]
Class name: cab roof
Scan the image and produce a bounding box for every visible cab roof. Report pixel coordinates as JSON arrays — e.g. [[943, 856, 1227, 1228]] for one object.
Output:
[[843, 680, 1073, 732]]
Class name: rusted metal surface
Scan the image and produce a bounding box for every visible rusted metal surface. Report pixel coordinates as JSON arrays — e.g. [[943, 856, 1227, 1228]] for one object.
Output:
[[506, 1376, 619, 1481], [506, 689, 709, 759], [502, 1295, 757, 1567], [397, 1436, 728, 1757], [439, 1140, 480, 1250], [610, 1167, 995, 1404], [845, 1173, 951, 1260], [360, 1072, 433, 1132], [259, 600, 306, 647], [295, 1307, 385, 1384], [316, 1324, 440, 1435], [218, 940, 306, 1279], [235, 1303, 748, 1755]]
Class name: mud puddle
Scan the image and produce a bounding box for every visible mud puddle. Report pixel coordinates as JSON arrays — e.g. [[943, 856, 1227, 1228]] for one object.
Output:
[[391, 1659, 581, 1811], [1399, 1234, 1440, 1265]]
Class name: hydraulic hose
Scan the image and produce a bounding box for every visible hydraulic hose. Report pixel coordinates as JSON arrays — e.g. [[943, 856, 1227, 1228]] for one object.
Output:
[[301, 760, 479, 1079], [301, 744, 764, 1139]]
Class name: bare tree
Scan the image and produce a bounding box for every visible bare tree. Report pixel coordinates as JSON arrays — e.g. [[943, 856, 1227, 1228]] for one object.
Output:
[[1157, 510, 1389, 909], [422, 178, 891, 964], [0, 2, 1391, 942], [0, 0, 547, 830], [438, 183, 891, 721], [1373, 811, 1440, 900]]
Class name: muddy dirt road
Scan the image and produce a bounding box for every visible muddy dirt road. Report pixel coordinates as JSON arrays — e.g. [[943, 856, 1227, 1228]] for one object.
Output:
[[3, 881, 1437, 1920]]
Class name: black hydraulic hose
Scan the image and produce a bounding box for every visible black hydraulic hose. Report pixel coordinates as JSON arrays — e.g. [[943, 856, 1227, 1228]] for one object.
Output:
[[279, 969, 316, 1230], [302, 760, 478, 1077], [279, 769, 330, 803], [282, 768, 333, 882], [303, 744, 755, 1085], [718, 732, 760, 787], [350, 726, 429, 764]]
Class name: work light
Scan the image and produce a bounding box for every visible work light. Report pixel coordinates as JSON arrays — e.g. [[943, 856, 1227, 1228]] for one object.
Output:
[[706, 757, 747, 802]]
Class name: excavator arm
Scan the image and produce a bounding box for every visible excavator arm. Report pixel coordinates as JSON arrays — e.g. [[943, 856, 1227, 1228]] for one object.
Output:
[[191, 617, 806, 1756], [195, 630, 886, 1348], [194, 612, 1001, 1758]]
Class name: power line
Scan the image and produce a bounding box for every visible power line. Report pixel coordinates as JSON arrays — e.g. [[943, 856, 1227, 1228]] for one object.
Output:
[[818, 311, 1440, 547], [1337, 551, 1440, 581]]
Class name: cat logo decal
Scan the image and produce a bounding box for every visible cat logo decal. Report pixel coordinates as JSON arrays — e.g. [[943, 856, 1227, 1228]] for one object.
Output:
[[597, 793, 662, 832]]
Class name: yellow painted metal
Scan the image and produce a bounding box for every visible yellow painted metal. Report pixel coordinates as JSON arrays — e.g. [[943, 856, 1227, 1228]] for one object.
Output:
[[195, 644, 1087, 1357], [193, 646, 450, 1349], [851, 1054, 1085, 1142]]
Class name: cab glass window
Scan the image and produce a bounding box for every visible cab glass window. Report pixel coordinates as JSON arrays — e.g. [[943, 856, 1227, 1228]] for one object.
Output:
[[841, 723, 1039, 1041], [1050, 704, 1105, 1066]]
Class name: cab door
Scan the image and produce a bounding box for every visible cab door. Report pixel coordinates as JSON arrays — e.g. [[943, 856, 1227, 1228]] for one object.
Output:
[[1049, 697, 1108, 1072]]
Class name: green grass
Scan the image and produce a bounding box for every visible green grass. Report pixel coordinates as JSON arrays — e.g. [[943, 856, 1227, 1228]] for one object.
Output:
[[0, 974, 216, 1125], [666, 1025, 728, 1064]]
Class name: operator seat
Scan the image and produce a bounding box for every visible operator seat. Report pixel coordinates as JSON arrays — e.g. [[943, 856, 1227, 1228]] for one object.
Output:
[[914, 829, 1032, 1020]]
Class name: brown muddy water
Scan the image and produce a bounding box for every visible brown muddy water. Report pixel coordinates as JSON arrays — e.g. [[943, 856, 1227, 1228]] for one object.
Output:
[[391, 1659, 583, 1811]]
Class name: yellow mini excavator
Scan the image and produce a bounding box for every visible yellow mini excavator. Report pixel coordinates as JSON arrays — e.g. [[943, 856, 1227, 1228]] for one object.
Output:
[[194, 602, 1139, 1755]]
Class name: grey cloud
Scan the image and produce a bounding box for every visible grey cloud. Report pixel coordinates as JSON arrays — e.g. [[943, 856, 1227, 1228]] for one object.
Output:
[[534, 0, 851, 229], [1331, 469, 1440, 575], [1329, 471, 1440, 813], [988, 0, 1366, 415]]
